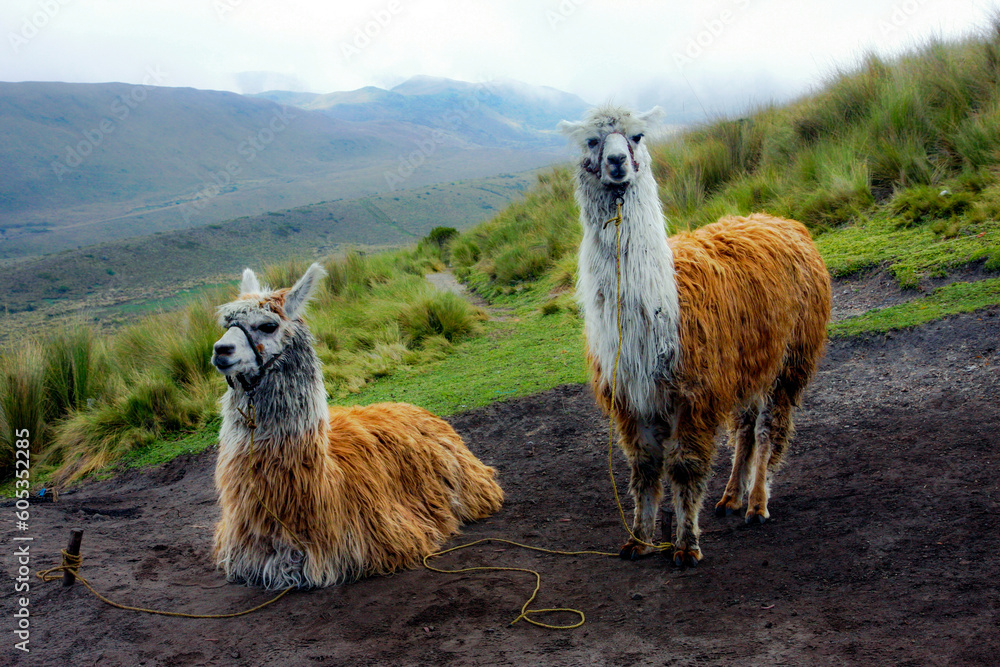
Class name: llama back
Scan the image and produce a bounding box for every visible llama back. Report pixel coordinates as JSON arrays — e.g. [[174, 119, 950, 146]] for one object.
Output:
[[326, 403, 502, 569], [668, 214, 831, 408]]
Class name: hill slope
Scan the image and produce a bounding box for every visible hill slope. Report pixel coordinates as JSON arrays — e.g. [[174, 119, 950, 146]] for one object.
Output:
[[0, 171, 533, 332], [5, 28, 1000, 493], [0, 78, 580, 258]]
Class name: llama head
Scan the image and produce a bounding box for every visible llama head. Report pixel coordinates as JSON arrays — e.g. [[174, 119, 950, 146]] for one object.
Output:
[[212, 263, 327, 382], [558, 105, 665, 192]]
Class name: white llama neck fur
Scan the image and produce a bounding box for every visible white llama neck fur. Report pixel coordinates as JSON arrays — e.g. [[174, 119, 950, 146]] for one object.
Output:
[[576, 160, 680, 419]]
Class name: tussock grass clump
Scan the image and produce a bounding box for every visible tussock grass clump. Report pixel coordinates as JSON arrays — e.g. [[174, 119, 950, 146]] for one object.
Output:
[[40, 327, 110, 419], [45, 376, 206, 483], [399, 291, 485, 344], [0, 343, 46, 478]]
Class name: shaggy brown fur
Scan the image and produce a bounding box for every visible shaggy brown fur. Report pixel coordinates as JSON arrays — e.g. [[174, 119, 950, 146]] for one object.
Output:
[[212, 264, 503, 588], [591, 214, 830, 564], [214, 402, 504, 587]]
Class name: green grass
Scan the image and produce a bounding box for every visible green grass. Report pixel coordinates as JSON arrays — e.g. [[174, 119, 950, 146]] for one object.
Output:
[[115, 419, 221, 472], [830, 277, 1000, 336], [816, 203, 1000, 287], [347, 310, 587, 416]]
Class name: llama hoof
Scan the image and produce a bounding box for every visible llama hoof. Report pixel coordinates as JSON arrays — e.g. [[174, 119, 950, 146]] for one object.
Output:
[[745, 510, 768, 525], [672, 549, 702, 568], [619, 540, 653, 561], [714, 503, 736, 518]]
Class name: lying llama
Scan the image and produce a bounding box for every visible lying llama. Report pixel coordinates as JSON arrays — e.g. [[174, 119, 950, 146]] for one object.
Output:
[[210, 264, 503, 588], [559, 106, 831, 566]]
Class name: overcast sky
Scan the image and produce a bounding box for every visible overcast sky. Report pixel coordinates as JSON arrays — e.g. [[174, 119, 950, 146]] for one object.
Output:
[[2, 0, 998, 114]]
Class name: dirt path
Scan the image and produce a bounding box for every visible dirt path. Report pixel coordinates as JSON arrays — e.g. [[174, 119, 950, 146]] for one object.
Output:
[[426, 271, 511, 320], [5, 289, 1000, 666]]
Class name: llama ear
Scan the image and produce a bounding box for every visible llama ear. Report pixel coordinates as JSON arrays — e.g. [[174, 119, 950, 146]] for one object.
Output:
[[557, 119, 586, 140], [637, 106, 666, 127], [285, 263, 327, 320], [240, 268, 261, 295]]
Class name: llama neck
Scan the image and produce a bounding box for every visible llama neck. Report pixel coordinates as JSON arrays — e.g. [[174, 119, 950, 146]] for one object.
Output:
[[576, 168, 681, 419], [220, 327, 329, 459]]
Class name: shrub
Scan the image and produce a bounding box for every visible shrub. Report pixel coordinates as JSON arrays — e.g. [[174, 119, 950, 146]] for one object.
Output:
[[426, 226, 458, 248]]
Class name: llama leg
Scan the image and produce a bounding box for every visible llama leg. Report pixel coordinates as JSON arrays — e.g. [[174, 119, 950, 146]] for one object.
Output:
[[714, 406, 758, 517], [766, 385, 796, 470], [666, 424, 713, 567], [618, 418, 666, 560], [747, 363, 808, 523], [745, 398, 775, 524]]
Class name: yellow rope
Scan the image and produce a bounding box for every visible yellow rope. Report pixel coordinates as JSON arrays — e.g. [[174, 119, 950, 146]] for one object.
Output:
[[36, 549, 294, 619], [423, 538, 616, 630], [605, 200, 674, 555]]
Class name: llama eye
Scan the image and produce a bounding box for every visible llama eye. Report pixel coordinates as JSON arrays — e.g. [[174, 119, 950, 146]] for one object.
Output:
[[257, 322, 279, 334], [587, 138, 599, 149], [631, 133, 644, 143]]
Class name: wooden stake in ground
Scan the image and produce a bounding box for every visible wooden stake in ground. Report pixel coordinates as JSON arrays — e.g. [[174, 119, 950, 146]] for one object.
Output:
[[63, 530, 83, 587]]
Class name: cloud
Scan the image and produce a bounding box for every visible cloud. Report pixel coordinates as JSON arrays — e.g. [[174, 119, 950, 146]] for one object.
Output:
[[1, 0, 997, 116]]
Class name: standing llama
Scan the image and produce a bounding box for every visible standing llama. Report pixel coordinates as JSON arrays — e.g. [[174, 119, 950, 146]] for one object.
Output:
[[559, 106, 831, 566], [210, 263, 503, 588]]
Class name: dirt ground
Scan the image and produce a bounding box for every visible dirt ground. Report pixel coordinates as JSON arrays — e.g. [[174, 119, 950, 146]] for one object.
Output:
[[5, 279, 1000, 666]]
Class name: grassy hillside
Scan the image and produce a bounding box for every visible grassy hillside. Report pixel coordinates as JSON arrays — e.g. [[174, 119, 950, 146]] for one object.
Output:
[[0, 172, 532, 341], [4, 28, 1000, 488]]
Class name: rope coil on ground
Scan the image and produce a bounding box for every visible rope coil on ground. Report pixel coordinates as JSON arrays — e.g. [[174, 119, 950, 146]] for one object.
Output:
[[423, 538, 617, 630]]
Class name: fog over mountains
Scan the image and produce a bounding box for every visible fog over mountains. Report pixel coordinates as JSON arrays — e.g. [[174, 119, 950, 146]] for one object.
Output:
[[0, 76, 588, 259]]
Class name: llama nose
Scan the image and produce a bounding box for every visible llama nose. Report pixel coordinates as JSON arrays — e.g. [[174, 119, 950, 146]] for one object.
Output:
[[214, 342, 235, 357], [606, 153, 628, 179]]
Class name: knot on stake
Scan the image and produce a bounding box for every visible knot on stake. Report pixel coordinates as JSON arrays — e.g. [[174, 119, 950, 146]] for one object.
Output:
[[37, 548, 82, 584]]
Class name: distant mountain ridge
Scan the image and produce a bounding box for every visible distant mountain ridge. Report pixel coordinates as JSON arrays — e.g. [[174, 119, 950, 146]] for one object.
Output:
[[254, 75, 590, 148], [0, 76, 586, 259]]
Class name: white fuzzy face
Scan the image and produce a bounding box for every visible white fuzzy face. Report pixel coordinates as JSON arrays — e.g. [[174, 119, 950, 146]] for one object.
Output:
[[212, 307, 288, 378], [558, 105, 665, 190], [212, 263, 327, 380]]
